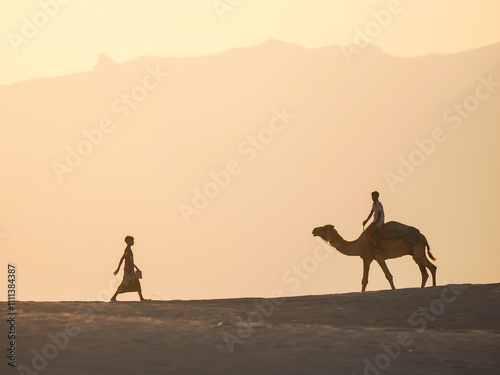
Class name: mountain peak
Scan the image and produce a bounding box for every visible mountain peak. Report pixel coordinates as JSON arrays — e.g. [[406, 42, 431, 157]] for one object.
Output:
[[95, 54, 116, 69]]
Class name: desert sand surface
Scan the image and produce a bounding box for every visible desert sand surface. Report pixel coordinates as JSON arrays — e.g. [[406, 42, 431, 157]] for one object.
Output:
[[8, 283, 500, 375]]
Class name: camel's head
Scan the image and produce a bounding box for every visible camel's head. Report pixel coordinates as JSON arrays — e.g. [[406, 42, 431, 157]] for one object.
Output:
[[312, 225, 341, 246]]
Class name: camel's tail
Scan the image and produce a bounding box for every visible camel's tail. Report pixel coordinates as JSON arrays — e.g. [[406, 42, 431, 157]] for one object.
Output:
[[425, 237, 437, 261]]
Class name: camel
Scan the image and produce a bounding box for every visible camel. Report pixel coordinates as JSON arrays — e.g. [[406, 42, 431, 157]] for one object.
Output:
[[312, 223, 436, 292]]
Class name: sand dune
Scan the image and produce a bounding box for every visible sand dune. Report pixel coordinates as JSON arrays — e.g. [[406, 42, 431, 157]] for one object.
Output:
[[8, 283, 500, 374]]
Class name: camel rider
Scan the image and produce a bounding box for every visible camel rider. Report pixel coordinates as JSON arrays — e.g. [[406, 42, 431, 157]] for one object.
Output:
[[363, 191, 385, 253]]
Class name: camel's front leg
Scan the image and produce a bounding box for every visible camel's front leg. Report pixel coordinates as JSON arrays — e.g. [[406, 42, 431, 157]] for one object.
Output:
[[361, 258, 373, 292], [376, 259, 395, 290]]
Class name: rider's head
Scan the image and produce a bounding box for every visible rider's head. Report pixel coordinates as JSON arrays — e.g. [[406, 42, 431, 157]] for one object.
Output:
[[125, 236, 135, 246], [371, 191, 379, 202]]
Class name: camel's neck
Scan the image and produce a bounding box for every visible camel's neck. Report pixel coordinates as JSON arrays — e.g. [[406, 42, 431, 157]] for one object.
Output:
[[329, 233, 364, 257]]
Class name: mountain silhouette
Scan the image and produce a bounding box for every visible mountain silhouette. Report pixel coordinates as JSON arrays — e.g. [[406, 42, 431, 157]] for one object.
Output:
[[0, 40, 499, 300]]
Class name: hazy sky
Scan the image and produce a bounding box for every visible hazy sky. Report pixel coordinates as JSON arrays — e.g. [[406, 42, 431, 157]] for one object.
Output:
[[1, 0, 500, 84], [1, 2, 499, 302]]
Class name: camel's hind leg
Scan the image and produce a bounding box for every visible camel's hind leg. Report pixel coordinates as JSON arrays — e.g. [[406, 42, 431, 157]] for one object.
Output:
[[418, 265, 429, 288], [422, 235, 437, 286], [423, 257, 437, 286], [413, 239, 437, 287]]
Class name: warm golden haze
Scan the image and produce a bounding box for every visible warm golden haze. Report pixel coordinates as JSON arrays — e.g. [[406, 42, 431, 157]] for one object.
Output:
[[1, 40, 499, 302], [0, 2, 499, 303], [1, 0, 500, 84]]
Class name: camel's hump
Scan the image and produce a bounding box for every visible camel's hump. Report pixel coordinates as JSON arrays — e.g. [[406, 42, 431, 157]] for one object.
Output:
[[385, 221, 413, 232], [384, 221, 421, 245]]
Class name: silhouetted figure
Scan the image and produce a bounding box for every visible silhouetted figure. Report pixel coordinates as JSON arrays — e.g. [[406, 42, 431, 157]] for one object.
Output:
[[363, 191, 385, 253], [312, 223, 437, 292], [110, 236, 149, 301]]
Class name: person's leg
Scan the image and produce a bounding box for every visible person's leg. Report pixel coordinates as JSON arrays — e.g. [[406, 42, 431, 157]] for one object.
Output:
[[110, 288, 120, 301], [374, 226, 384, 253], [138, 291, 150, 301], [111, 281, 126, 301]]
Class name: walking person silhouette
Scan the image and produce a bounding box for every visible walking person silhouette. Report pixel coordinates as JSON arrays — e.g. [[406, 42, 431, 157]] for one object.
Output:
[[111, 236, 150, 301]]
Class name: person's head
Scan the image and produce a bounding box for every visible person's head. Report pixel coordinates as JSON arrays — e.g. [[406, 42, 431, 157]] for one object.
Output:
[[125, 236, 134, 246], [371, 191, 379, 202]]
